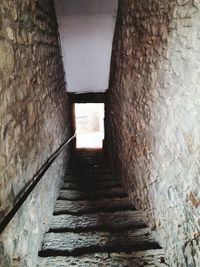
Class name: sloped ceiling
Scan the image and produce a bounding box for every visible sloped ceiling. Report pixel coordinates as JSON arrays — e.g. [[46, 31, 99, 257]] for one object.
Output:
[[54, 0, 118, 93]]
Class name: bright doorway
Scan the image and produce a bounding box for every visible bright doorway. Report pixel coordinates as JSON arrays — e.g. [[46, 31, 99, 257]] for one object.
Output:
[[75, 103, 104, 148]]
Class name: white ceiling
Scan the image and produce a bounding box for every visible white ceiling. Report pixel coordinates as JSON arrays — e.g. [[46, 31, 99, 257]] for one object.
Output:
[[54, 0, 118, 93]]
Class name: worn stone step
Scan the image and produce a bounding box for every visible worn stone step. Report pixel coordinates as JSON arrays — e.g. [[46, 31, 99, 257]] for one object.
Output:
[[69, 163, 109, 169], [64, 174, 116, 183], [92, 163, 109, 167], [39, 229, 161, 257], [68, 168, 112, 175], [54, 197, 134, 215], [89, 168, 112, 174], [58, 187, 127, 201], [37, 250, 167, 267], [61, 180, 120, 190], [48, 210, 146, 233]]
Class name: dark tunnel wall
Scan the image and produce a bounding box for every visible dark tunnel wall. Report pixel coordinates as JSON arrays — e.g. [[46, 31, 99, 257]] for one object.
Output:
[[105, 1, 200, 266]]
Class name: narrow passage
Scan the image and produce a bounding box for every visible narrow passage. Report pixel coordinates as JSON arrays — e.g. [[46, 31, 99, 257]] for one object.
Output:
[[37, 150, 168, 266]]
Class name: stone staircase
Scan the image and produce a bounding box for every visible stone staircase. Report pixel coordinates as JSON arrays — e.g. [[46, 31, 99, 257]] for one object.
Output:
[[37, 150, 168, 266]]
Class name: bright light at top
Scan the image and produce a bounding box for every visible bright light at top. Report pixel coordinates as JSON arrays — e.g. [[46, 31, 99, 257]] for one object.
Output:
[[75, 103, 105, 148]]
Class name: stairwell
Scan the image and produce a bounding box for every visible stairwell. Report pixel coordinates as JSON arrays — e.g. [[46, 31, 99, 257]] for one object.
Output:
[[37, 150, 168, 266], [1, 1, 200, 266]]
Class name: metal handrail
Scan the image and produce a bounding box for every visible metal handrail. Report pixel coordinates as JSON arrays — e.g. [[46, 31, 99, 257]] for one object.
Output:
[[0, 132, 76, 234]]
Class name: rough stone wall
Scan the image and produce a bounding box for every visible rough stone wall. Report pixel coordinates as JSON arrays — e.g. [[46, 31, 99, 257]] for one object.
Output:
[[0, 0, 71, 266], [0, 0, 70, 222], [105, 1, 200, 266], [0, 151, 68, 267]]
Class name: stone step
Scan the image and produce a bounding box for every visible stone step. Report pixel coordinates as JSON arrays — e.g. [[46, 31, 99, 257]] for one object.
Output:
[[89, 168, 112, 174], [37, 250, 167, 267], [58, 187, 127, 201], [69, 163, 109, 169], [54, 197, 134, 215], [92, 163, 109, 167], [64, 174, 116, 183], [37, 151, 168, 265], [68, 168, 112, 175], [39, 229, 161, 257], [48, 210, 146, 233], [61, 180, 121, 190]]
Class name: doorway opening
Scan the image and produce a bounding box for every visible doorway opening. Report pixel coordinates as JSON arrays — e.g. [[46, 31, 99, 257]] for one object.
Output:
[[75, 103, 104, 149]]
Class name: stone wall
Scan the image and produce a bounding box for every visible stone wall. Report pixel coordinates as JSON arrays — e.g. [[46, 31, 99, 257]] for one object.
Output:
[[0, 0, 71, 266], [105, 1, 200, 266], [0, 151, 68, 267]]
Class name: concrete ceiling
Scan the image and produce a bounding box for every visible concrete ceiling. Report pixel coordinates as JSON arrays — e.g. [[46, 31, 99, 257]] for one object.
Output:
[[54, 0, 118, 93]]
